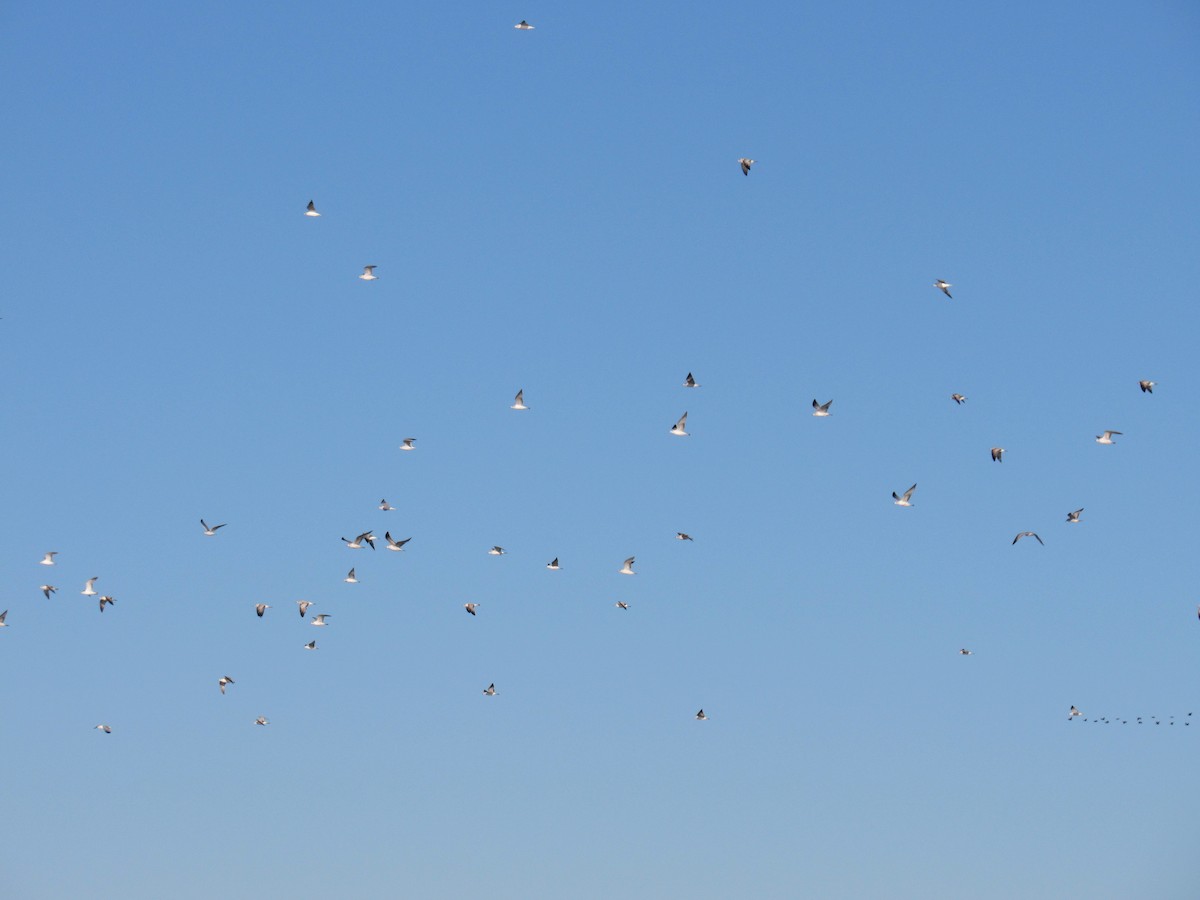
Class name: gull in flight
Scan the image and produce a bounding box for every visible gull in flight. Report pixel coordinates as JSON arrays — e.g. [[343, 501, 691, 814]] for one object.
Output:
[[82, 577, 98, 596], [670, 412, 689, 436], [359, 265, 378, 281], [1012, 531, 1044, 546], [40, 585, 57, 599], [399, 438, 416, 451], [892, 484, 917, 507], [342, 532, 374, 550], [619, 557, 636, 575], [255, 603, 271, 617], [695, 709, 708, 720], [991, 447, 1005, 463], [385, 532, 411, 552], [1069, 706, 1082, 718], [685, 372, 699, 388], [546, 557, 561, 571], [511, 389, 529, 410], [738, 158, 754, 176], [934, 279, 953, 299], [959, 648, 974, 656], [344, 568, 358, 584], [514, 20, 534, 29], [95, 724, 111, 733], [676, 532, 694, 541], [297, 600, 314, 618], [255, 716, 270, 726], [311, 614, 331, 626], [379, 499, 395, 511], [488, 546, 507, 555], [615, 601, 630, 610], [951, 394, 967, 404], [98, 595, 115, 613], [304, 640, 317, 650], [1139, 380, 1156, 393], [40, 551, 57, 566], [305, 200, 320, 217], [464, 602, 479, 616], [812, 399, 832, 417], [218, 676, 235, 695], [1066, 508, 1084, 524], [483, 683, 498, 696], [1095, 430, 1122, 445], [200, 519, 226, 536], [0, 610, 7, 626]]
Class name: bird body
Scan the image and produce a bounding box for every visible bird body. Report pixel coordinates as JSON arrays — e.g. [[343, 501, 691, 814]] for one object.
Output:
[[40, 585, 57, 599], [959, 649, 974, 656], [670, 412, 689, 436], [82, 577, 98, 596], [255, 603, 270, 617], [359, 265, 378, 281], [200, 519, 226, 536], [379, 499, 395, 511], [95, 724, 111, 733], [297, 601, 314, 618], [934, 280, 953, 299], [0, 610, 7, 626], [1012, 531, 1044, 546], [812, 399, 832, 417], [255, 716, 270, 726], [695, 709, 708, 720], [98, 595, 115, 612], [892, 484, 917, 507], [483, 683, 497, 695], [305, 200, 320, 217], [1139, 380, 1156, 393], [1066, 509, 1083, 523], [738, 158, 754, 176], [546, 558, 560, 571], [385, 532, 411, 552], [1095, 430, 1122, 445], [951, 393, 966, 404], [464, 603, 479, 616], [488, 546, 507, 555], [684, 372, 699, 388], [619, 557, 636, 575], [344, 568, 358, 583], [615, 601, 630, 610], [304, 640, 317, 650], [676, 532, 693, 541], [40, 552, 57, 566], [511, 390, 529, 410], [514, 20, 534, 29], [991, 447, 1005, 462], [399, 438, 416, 451], [218, 676, 234, 695], [311, 614, 331, 626]]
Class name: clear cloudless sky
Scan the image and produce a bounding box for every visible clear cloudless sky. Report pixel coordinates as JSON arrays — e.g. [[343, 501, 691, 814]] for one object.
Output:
[[2, 1, 1199, 897]]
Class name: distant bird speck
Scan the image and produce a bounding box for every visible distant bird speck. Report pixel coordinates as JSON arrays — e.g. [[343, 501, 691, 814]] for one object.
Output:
[[40, 585, 56, 599], [670, 412, 689, 436], [218, 676, 234, 695], [546, 557, 561, 571], [255, 603, 271, 617], [1012, 531, 1044, 546], [676, 532, 694, 541], [464, 603, 479, 616], [934, 280, 953, 299], [619, 557, 636, 575], [696, 709, 708, 720], [1095, 430, 1122, 445], [738, 158, 754, 176], [399, 438, 416, 451], [200, 519, 226, 536], [511, 389, 529, 410], [684, 372, 699, 388], [812, 399, 832, 417], [359, 265, 378, 281], [1066, 509, 1083, 524], [1139, 380, 1156, 393], [951, 394, 967, 404], [991, 447, 1005, 463], [305, 200, 320, 217], [514, 20, 534, 30], [40, 552, 57, 566], [892, 484, 917, 507]]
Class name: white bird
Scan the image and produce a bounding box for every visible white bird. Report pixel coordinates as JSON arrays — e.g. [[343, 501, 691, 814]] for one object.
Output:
[[1066, 508, 1084, 524], [464, 603, 479, 616], [951, 393, 967, 404], [892, 484, 917, 507], [959, 649, 974, 656], [812, 399, 832, 417], [483, 683, 497, 695], [255, 716, 270, 726], [95, 724, 111, 733], [1069, 706, 1082, 718], [738, 158, 754, 176], [546, 557, 561, 570], [488, 546, 507, 555], [40, 585, 57, 599], [684, 372, 699, 388], [399, 438, 416, 451], [676, 532, 694, 541], [514, 20, 534, 29], [342, 532, 374, 550], [82, 577, 98, 596], [991, 447, 1005, 462], [670, 412, 689, 436], [39, 551, 57, 566], [218, 675, 235, 695], [359, 265, 378, 281], [297, 600, 314, 618], [304, 640, 317, 650], [1095, 430, 1122, 445], [255, 603, 271, 617], [1139, 380, 1156, 393], [1012, 531, 1044, 546], [305, 200, 320, 217], [695, 709, 708, 720], [344, 568, 358, 584], [200, 519, 226, 536], [0, 610, 7, 626], [934, 279, 953, 299], [615, 601, 630, 610], [511, 389, 529, 410], [385, 532, 411, 552], [311, 614, 331, 626], [619, 557, 636, 575], [379, 498, 395, 511]]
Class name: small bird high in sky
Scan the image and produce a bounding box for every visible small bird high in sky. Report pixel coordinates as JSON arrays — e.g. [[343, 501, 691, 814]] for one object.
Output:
[[684, 372, 699, 388], [934, 279, 953, 298], [82, 577, 98, 596], [1066, 508, 1084, 523], [892, 484, 917, 507], [951, 393, 967, 405], [359, 265, 378, 281], [305, 200, 320, 217], [488, 546, 507, 555], [695, 709, 708, 720], [218, 676, 234, 695], [1095, 430, 1122, 445], [676, 532, 693, 541], [39, 551, 57, 566], [1013, 531, 1044, 546], [670, 412, 689, 436], [1139, 380, 1156, 393], [98, 596, 115, 613], [619, 557, 636, 575], [464, 603, 479, 616], [511, 389, 528, 410], [40, 585, 56, 599], [255, 603, 271, 617], [379, 498, 395, 511], [514, 20, 534, 30], [546, 557, 560, 570], [311, 614, 331, 626], [200, 519, 226, 536], [991, 447, 1005, 462], [399, 438, 416, 450], [812, 399, 832, 417], [738, 158, 754, 176]]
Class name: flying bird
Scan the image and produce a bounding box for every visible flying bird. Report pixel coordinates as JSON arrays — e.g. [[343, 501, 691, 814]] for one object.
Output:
[[511, 389, 529, 410], [385, 532, 410, 551], [676, 532, 694, 541], [200, 519, 226, 536], [738, 158, 755, 176], [342, 532, 374, 550], [812, 399, 832, 417], [464, 603, 479, 616], [379, 499, 395, 511], [304, 640, 317, 650], [483, 683, 498, 696], [39, 551, 57, 566], [1095, 430, 1122, 445], [0, 610, 7, 627], [82, 577, 98, 596], [951, 394, 967, 404], [305, 200, 320, 217], [615, 601, 630, 610], [695, 709, 708, 720], [344, 568, 358, 584], [514, 20, 534, 29], [934, 280, 953, 299], [95, 724, 111, 733], [892, 484, 917, 507], [959, 649, 974, 656], [1012, 531, 1044, 546], [254, 716, 270, 726], [255, 603, 271, 617], [1066, 509, 1084, 523], [399, 438, 416, 451], [488, 546, 507, 555], [684, 372, 699, 388], [218, 676, 235, 695], [297, 600, 314, 618], [1139, 380, 1156, 393], [546, 558, 561, 571], [991, 447, 1005, 462], [1069, 706, 1082, 718], [670, 412, 689, 436], [40, 585, 57, 599], [619, 557, 636, 575], [359, 265, 378, 281], [311, 614, 331, 626]]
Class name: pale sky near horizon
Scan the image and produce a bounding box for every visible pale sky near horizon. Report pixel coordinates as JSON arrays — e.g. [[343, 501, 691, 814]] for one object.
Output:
[[2, 2, 1199, 898]]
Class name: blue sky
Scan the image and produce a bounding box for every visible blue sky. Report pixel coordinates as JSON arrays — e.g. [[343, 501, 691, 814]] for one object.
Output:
[[3, 1, 1199, 897]]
